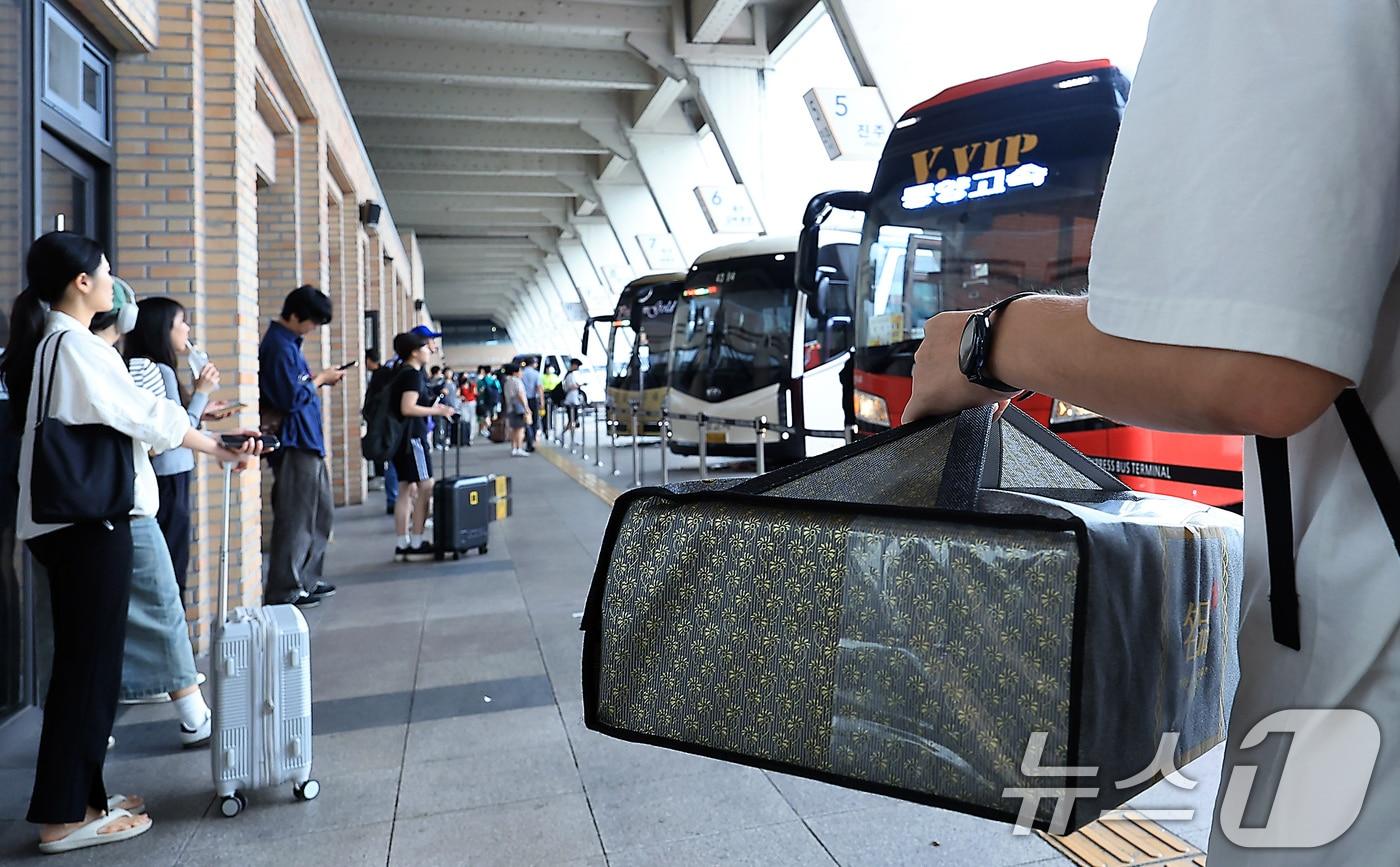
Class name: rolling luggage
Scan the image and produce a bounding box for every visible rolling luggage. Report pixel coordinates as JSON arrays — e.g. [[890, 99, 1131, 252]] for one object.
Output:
[[489, 415, 508, 444], [210, 462, 319, 817], [583, 405, 1243, 835], [432, 438, 493, 560]]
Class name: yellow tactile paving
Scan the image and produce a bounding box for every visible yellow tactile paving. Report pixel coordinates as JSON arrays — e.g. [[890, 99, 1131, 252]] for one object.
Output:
[[1040, 811, 1207, 866], [536, 443, 624, 507]]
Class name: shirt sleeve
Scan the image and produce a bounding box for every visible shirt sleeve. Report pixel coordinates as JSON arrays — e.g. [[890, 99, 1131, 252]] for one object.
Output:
[[260, 340, 317, 413], [55, 337, 189, 452], [1085, 0, 1400, 384]]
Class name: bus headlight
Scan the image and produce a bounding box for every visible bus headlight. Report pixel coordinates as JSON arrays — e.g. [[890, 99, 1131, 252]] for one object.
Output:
[[854, 390, 890, 427], [1050, 399, 1101, 425]]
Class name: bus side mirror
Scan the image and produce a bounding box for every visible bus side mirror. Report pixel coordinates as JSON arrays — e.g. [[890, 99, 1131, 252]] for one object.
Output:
[[797, 190, 868, 293], [581, 323, 591, 355]]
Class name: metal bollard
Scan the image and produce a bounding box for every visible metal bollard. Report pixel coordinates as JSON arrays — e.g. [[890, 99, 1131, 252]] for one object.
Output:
[[629, 402, 642, 487], [755, 416, 768, 476], [697, 413, 708, 481], [609, 414, 621, 476], [594, 406, 605, 468], [660, 414, 671, 485]]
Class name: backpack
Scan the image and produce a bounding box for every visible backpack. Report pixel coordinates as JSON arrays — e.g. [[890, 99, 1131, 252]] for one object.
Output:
[[361, 371, 407, 462], [548, 380, 567, 403]]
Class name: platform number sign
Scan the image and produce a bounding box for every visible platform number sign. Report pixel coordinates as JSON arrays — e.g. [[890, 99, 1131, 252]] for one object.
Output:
[[804, 87, 890, 161], [693, 185, 762, 234], [635, 234, 686, 270]]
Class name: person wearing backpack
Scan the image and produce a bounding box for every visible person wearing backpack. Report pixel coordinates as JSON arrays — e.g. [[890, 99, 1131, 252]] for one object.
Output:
[[389, 331, 455, 558], [901, 3, 1398, 860]]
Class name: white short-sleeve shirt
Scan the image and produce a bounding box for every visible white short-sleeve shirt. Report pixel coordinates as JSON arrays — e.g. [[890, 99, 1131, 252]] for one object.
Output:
[[1087, 0, 1400, 861]]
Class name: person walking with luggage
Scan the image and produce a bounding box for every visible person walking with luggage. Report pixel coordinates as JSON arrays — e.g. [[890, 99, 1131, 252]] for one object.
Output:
[[4, 232, 256, 854], [901, 4, 1398, 860], [85, 296, 217, 746], [503, 363, 532, 457], [365, 348, 401, 515], [390, 331, 455, 559], [259, 285, 343, 608], [520, 356, 543, 452]]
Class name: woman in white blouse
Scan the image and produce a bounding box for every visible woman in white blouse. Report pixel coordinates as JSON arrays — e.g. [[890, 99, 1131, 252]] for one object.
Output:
[[0, 232, 256, 854]]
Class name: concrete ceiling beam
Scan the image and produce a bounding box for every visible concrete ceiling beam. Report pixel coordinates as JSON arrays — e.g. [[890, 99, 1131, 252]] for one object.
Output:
[[367, 149, 599, 177], [340, 81, 626, 125], [309, 0, 670, 37], [325, 36, 656, 91], [359, 119, 610, 156]]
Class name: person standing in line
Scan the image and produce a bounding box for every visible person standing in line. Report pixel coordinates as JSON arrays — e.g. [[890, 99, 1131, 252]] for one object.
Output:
[[540, 360, 561, 437], [86, 297, 216, 748], [520, 356, 543, 452], [900, 3, 1398, 860], [4, 232, 256, 853], [458, 372, 476, 447], [258, 285, 344, 609], [364, 348, 400, 515], [123, 297, 232, 600], [503, 363, 531, 457], [389, 331, 456, 559]]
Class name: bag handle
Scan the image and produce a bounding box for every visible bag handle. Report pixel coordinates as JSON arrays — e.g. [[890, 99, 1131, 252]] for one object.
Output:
[[935, 404, 1130, 511], [34, 331, 66, 426], [1259, 388, 1400, 650]]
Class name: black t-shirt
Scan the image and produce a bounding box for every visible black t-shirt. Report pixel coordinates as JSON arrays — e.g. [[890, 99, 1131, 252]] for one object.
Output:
[[390, 364, 433, 441]]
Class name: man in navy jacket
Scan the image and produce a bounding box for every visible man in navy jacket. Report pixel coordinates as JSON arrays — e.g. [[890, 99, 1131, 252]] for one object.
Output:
[[259, 285, 345, 607]]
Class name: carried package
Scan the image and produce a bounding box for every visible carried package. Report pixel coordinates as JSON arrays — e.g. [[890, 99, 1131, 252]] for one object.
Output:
[[581, 406, 1242, 833]]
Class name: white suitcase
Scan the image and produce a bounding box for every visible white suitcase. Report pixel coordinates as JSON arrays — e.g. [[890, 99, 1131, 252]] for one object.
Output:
[[210, 463, 320, 817]]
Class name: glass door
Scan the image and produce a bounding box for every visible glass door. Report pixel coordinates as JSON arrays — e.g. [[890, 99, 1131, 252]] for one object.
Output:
[[39, 131, 99, 236]]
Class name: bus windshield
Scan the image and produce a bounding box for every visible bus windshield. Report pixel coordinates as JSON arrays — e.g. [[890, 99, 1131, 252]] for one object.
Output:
[[671, 254, 796, 403], [606, 282, 682, 392], [858, 106, 1119, 350]]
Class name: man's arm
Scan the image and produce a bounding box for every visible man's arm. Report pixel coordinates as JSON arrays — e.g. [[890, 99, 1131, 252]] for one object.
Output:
[[903, 295, 1349, 438], [261, 343, 319, 413]]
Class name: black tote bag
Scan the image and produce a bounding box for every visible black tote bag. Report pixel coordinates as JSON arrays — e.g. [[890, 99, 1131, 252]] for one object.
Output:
[[30, 331, 134, 524]]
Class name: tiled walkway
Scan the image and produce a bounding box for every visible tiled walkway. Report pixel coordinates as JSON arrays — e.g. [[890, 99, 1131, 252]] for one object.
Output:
[[0, 437, 1219, 865]]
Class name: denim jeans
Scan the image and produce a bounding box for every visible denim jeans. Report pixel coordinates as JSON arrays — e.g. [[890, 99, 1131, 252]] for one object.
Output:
[[120, 516, 199, 699]]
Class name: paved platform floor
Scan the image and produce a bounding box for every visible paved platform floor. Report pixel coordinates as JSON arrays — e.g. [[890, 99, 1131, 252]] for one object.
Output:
[[0, 434, 1222, 865]]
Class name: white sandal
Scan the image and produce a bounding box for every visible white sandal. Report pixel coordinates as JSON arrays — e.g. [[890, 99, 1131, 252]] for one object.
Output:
[[105, 793, 146, 814], [37, 808, 151, 854]]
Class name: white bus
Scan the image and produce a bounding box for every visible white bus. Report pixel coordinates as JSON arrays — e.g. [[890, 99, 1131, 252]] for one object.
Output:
[[666, 233, 858, 465]]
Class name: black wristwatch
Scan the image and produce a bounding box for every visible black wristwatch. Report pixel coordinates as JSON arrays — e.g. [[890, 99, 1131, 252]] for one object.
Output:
[[958, 292, 1036, 393]]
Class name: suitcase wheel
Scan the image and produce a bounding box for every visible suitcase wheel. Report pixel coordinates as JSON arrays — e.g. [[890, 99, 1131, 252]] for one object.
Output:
[[294, 780, 321, 802], [220, 792, 245, 818], [478, 545, 488, 555]]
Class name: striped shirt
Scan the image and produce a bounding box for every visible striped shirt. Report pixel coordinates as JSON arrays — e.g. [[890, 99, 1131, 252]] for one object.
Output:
[[128, 356, 164, 397]]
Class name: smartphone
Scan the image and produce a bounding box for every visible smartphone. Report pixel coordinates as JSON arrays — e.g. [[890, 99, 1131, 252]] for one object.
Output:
[[337, 360, 359, 371], [220, 434, 281, 451], [214, 401, 246, 414]]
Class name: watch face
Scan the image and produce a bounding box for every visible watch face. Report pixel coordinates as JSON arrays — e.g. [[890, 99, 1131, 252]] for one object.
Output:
[[958, 314, 982, 375]]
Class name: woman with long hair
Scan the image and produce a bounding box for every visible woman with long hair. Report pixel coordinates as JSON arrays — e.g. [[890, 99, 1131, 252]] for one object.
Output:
[[3, 232, 255, 854], [123, 297, 228, 598]]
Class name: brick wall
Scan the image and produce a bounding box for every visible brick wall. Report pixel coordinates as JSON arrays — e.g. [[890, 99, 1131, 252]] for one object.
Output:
[[105, 0, 417, 652], [71, 0, 159, 51]]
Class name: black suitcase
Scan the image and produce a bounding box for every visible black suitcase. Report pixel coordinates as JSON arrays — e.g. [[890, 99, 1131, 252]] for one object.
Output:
[[432, 440, 493, 560]]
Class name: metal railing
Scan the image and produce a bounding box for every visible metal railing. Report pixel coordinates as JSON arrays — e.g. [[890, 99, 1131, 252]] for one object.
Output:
[[543, 398, 858, 488]]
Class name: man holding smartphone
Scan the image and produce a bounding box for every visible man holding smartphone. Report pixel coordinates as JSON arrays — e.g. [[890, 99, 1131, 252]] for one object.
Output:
[[258, 285, 345, 609]]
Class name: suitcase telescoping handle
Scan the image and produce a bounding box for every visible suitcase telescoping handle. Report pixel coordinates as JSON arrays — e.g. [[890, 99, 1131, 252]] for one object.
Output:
[[216, 461, 234, 628]]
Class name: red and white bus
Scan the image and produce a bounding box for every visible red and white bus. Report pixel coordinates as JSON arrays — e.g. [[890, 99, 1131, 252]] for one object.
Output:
[[798, 60, 1243, 508]]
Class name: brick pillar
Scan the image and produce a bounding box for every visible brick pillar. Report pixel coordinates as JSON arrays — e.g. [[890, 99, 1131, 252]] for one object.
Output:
[[295, 123, 333, 487], [199, 0, 264, 629], [113, 0, 221, 650], [330, 196, 368, 504], [255, 130, 300, 551]]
